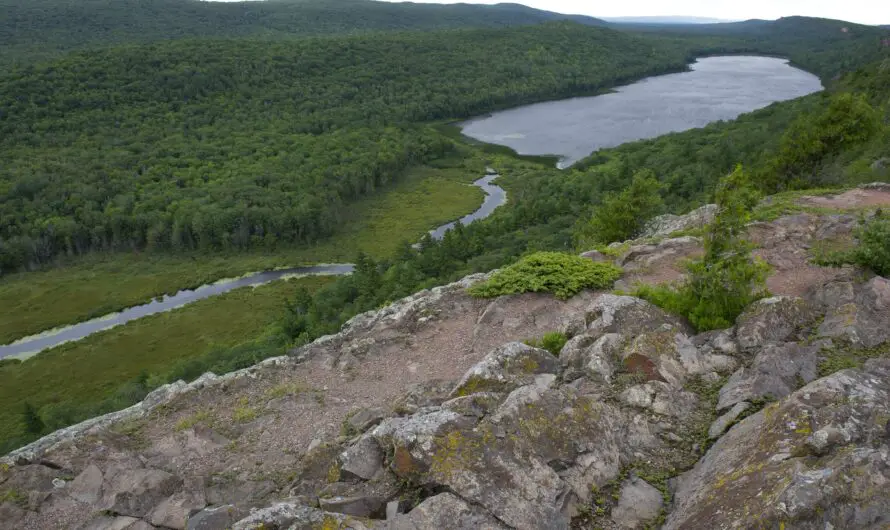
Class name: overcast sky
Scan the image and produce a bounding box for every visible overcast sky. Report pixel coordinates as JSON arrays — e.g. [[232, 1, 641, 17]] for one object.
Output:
[[376, 0, 889, 25]]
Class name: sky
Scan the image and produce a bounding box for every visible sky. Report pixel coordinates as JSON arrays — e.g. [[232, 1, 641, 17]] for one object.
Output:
[[373, 0, 890, 26]]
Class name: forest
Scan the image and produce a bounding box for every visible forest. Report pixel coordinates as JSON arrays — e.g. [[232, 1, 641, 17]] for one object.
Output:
[[0, 23, 695, 273], [2, 14, 888, 274], [0, 0, 606, 64]]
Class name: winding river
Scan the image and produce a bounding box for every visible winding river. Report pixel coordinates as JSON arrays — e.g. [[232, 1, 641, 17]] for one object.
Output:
[[460, 56, 823, 167], [3, 56, 824, 360], [0, 174, 506, 360]]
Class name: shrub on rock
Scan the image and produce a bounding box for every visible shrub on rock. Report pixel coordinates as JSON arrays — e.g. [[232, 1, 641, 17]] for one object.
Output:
[[468, 252, 622, 300]]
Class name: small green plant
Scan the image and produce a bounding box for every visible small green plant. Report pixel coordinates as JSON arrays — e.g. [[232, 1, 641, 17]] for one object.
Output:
[[232, 398, 258, 423], [524, 331, 568, 357], [0, 489, 27, 507], [469, 252, 622, 300], [175, 410, 213, 431], [574, 170, 665, 247], [636, 166, 769, 331], [849, 211, 890, 276]]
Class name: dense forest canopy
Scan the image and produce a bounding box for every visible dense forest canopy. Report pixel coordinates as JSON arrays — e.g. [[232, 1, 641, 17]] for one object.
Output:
[[0, 0, 604, 63], [625, 16, 890, 79], [0, 23, 693, 273], [1, 13, 888, 274]]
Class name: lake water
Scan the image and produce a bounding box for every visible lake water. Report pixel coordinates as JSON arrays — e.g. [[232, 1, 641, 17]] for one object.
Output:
[[460, 56, 823, 168]]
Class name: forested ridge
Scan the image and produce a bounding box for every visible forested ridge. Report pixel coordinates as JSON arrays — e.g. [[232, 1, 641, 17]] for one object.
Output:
[[627, 16, 890, 79], [0, 0, 605, 64], [0, 23, 693, 273]]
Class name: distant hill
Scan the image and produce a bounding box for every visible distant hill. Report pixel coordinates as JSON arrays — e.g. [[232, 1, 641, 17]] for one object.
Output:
[[0, 0, 606, 63], [602, 16, 734, 25], [622, 16, 890, 79]]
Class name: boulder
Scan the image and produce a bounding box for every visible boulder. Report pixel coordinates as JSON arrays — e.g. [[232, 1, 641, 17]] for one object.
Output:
[[584, 295, 692, 340], [100, 467, 182, 518], [561, 333, 623, 383], [149, 486, 207, 529], [610, 475, 665, 529], [735, 297, 817, 352], [318, 495, 384, 518], [717, 342, 819, 410], [817, 276, 890, 348], [69, 463, 104, 504], [387, 492, 507, 529], [339, 435, 384, 481], [346, 407, 387, 434], [370, 410, 475, 479], [449, 342, 560, 398], [641, 204, 717, 238], [707, 402, 750, 439], [186, 505, 239, 530], [231, 502, 371, 530], [666, 360, 890, 530], [79, 516, 144, 530]]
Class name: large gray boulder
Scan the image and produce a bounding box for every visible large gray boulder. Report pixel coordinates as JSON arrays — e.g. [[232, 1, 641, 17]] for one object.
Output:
[[717, 342, 819, 410], [666, 360, 890, 530], [816, 276, 890, 348], [641, 204, 717, 238], [386, 492, 508, 529], [583, 295, 693, 340], [610, 475, 665, 529], [339, 435, 385, 481], [735, 297, 817, 352], [449, 342, 560, 398], [231, 502, 371, 530], [99, 467, 181, 518]]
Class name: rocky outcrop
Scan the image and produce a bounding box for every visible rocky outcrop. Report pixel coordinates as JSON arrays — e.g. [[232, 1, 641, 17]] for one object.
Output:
[[666, 359, 890, 530], [2, 193, 890, 530], [641, 204, 717, 238]]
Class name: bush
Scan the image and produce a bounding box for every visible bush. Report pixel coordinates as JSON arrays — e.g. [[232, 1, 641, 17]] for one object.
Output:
[[850, 212, 890, 277], [469, 252, 622, 300], [525, 331, 568, 356], [636, 166, 769, 331], [573, 170, 664, 248]]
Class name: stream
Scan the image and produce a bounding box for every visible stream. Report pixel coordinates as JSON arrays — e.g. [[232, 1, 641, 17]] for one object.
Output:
[[0, 174, 506, 360]]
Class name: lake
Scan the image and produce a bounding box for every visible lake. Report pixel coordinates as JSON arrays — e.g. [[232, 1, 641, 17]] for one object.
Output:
[[460, 56, 823, 168]]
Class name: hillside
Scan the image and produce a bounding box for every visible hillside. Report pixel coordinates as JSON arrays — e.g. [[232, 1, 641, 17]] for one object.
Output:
[[624, 16, 890, 78], [2, 182, 889, 529], [0, 0, 604, 63], [0, 22, 690, 277]]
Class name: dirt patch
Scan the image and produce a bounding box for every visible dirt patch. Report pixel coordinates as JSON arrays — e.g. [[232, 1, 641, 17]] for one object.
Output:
[[797, 188, 890, 209]]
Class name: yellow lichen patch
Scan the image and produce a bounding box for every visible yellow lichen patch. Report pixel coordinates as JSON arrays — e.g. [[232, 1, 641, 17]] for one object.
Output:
[[326, 461, 341, 483], [430, 430, 486, 482], [454, 375, 504, 397]]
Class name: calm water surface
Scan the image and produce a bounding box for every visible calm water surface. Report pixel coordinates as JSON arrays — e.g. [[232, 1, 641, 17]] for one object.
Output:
[[460, 56, 823, 167]]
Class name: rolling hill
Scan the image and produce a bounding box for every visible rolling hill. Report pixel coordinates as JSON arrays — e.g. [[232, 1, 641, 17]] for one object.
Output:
[[0, 0, 605, 63]]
